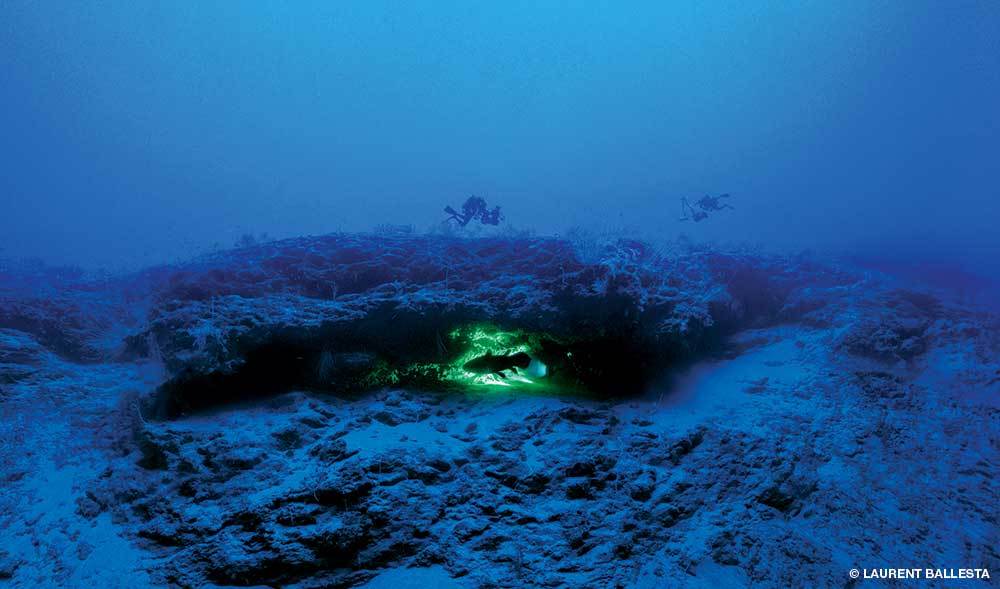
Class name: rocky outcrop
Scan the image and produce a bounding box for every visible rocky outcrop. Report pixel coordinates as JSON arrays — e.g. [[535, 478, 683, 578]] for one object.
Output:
[[116, 234, 846, 417], [840, 289, 942, 363], [81, 391, 828, 587], [3, 233, 997, 588]]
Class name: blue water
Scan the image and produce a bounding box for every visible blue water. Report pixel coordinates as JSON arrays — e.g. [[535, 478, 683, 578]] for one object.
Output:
[[2, 2, 997, 271], [1, 5, 999, 588]]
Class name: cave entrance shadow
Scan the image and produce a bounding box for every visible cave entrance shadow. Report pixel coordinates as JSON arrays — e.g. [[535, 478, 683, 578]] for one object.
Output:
[[149, 315, 736, 420]]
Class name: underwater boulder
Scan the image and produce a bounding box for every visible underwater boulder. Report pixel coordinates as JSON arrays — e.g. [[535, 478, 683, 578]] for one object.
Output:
[[134, 234, 827, 417]]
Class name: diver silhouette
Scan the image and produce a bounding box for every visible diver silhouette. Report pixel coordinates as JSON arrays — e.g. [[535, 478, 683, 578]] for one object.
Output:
[[696, 193, 734, 212], [444, 196, 504, 227], [679, 197, 708, 222], [680, 194, 733, 222]]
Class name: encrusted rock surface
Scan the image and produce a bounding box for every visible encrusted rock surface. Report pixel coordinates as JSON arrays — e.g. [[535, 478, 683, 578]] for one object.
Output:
[[1, 234, 997, 588], [119, 234, 852, 416]]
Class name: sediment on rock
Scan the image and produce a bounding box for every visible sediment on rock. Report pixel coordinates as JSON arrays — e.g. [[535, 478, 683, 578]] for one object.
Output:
[[129, 234, 838, 418]]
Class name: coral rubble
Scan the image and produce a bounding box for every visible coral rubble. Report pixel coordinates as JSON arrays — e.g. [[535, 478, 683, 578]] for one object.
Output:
[[0, 234, 996, 587]]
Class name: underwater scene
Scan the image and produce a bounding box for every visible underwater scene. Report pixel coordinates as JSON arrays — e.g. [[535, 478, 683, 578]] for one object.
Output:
[[1, 3, 998, 588]]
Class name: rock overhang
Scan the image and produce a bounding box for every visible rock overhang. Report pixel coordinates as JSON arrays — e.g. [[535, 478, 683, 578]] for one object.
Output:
[[129, 233, 833, 418]]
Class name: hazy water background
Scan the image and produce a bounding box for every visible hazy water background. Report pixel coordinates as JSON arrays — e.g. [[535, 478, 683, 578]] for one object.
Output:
[[2, 2, 997, 275]]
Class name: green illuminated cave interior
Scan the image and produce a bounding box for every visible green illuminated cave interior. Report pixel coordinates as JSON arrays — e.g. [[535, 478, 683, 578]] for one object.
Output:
[[157, 320, 655, 417], [344, 320, 657, 398], [442, 325, 548, 388], [393, 325, 563, 393]]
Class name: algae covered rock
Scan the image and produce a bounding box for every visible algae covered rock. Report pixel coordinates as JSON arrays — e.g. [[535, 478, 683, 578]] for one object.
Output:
[[130, 234, 832, 416]]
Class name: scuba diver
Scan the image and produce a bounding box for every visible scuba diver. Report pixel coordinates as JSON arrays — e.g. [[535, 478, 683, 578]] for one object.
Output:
[[696, 193, 734, 212], [679, 193, 733, 222], [445, 196, 504, 227], [679, 197, 708, 222]]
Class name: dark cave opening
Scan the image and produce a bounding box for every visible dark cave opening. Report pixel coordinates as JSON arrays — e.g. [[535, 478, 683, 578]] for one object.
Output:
[[149, 319, 697, 419], [147, 275, 782, 419]]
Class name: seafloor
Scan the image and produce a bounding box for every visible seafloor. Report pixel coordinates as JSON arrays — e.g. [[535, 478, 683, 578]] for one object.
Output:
[[0, 233, 996, 588]]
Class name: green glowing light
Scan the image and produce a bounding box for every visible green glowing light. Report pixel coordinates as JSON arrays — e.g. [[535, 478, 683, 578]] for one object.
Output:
[[360, 360, 401, 389], [442, 325, 550, 390], [373, 324, 567, 394], [452, 326, 529, 364]]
